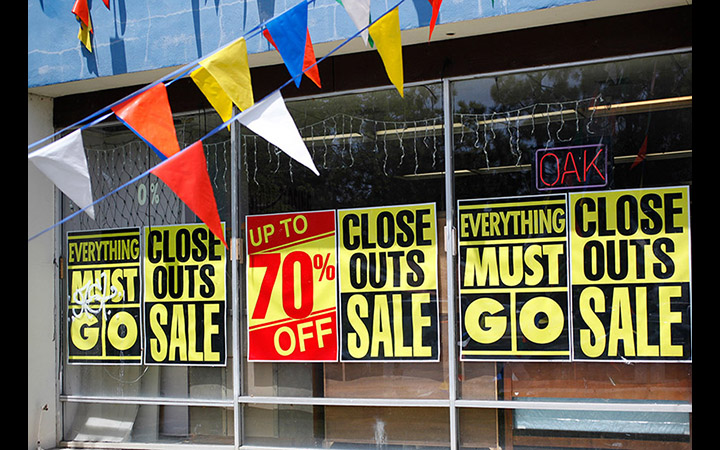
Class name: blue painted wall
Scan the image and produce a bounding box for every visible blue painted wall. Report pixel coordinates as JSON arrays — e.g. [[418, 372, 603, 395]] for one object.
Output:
[[28, 0, 589, 89]]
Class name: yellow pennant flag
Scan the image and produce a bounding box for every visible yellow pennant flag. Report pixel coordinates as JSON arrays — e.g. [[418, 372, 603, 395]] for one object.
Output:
[[72, 0, 93, 52], [77, 16, 93, 52], [368, 7, 403, 97], [191, 37, 254, 123]]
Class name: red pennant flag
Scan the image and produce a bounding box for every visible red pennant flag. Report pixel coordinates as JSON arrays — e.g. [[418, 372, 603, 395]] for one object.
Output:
[[263, 29, 278, 50], [151, 141, 228, 248], [303, 30, 322, 88], [71, 0, 90, 28], [428, 0, 442, 40], [263, 28, 322, 88], [112, 83, 181, 160], [72, 0, 93, 51]]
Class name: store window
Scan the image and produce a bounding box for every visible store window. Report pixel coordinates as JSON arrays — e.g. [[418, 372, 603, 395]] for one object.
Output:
[[453, 51, 691, 448], [61, 110, 236, 446], [241, 84, 453, 448], [58, 50, 691, 449]]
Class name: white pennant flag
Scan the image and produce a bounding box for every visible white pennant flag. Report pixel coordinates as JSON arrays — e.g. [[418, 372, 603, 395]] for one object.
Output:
[[338, 0, 371, 46], [28, 129, 96, 219], [236, 90, 319, 176]]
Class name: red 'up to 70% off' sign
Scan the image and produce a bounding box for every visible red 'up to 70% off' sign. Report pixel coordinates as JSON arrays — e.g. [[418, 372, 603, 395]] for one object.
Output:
[[246, 210, 339, 361]]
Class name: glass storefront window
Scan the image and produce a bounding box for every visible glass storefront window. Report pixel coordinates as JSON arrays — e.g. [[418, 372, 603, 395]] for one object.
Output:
[[452, 51, 691, 449], [56, 51, 691, 448], [246, 84, 446, 213], [242, 84, 452, 402], [452, 52, 692, 199], [60, 109, 236, 444]]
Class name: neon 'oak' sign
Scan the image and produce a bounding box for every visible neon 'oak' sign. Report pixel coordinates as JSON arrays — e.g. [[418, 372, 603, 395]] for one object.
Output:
[[535, 144, 608, 191]]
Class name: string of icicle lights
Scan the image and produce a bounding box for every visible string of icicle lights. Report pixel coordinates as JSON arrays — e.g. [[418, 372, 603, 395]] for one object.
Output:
[[242, 114, 445, 184], [457, 95, 604, 168], [240, 95, 604, 183]]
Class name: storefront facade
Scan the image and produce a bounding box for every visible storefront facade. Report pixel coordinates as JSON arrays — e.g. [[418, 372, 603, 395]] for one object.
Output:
[[28, 1, 691, 449]]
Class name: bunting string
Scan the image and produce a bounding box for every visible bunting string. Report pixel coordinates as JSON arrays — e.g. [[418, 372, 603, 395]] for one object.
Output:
[[32, 3, 402, 156], [28, 0, 303, 153], [29, 0, 409, 241], [30, 0, 601, 242], [29, 0, 430, 154], [173, 0, 408, 154]]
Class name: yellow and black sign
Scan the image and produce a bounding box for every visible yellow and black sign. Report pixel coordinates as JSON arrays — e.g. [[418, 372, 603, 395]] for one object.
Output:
[[143, 223, 227, 366], [570, 187, 691, 361], [67, 228, 142, 364], [338, 203, 440, 361], [458, 195, 571, 360]]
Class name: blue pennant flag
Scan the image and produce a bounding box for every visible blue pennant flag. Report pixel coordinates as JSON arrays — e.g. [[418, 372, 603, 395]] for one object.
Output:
[[265, 1, 309, 88]]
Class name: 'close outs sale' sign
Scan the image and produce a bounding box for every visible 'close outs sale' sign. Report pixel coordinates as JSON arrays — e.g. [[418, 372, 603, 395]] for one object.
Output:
[[246, 203, 441, 362], [338, 204, 440, 362], [143, 224, 227, 366], [458, 186, 691, 362], [569, 187, 691, 361]]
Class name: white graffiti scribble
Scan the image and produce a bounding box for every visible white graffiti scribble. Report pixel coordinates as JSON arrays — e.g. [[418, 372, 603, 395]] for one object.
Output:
[[70, 272, 123, 321]]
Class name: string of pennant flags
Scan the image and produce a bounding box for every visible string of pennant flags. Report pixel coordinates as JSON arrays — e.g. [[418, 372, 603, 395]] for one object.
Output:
[[29, 0, 446, 242]]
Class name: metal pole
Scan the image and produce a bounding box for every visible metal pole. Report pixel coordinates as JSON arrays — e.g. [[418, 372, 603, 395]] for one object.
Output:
[[442, 78, 459, 450], [230, 114, 243, 450]]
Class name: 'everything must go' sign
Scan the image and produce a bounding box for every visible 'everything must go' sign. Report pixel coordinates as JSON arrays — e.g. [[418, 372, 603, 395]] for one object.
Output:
[[67, 228, 143, 364], [458, 195, 571, 361]]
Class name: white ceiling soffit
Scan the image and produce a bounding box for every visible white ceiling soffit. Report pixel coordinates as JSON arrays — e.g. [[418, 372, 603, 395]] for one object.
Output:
[[28, 0, 690, 98]]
